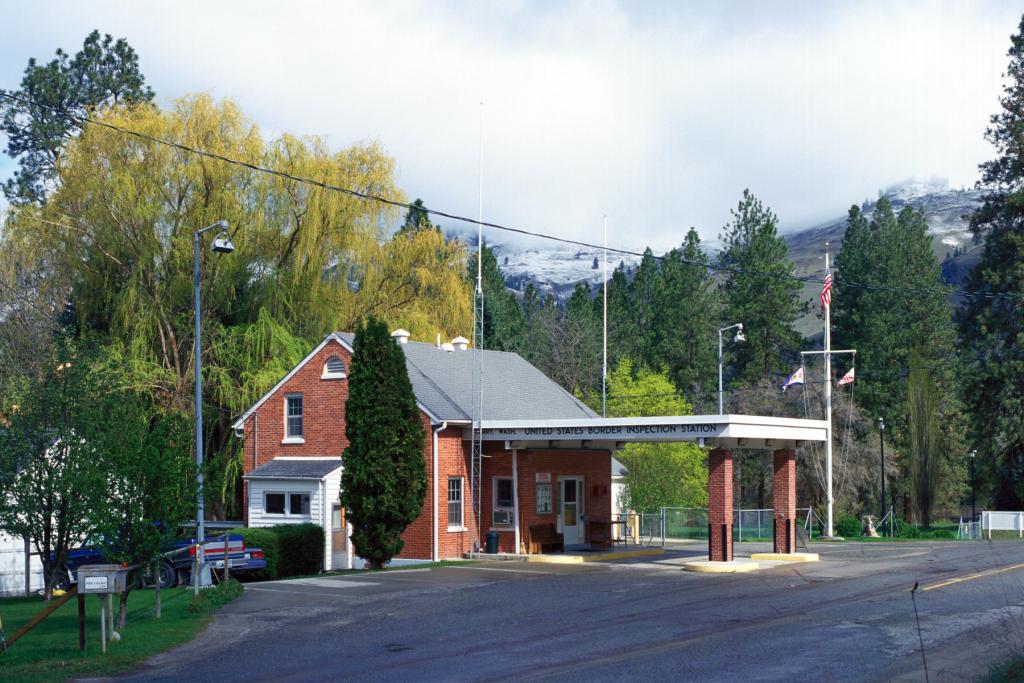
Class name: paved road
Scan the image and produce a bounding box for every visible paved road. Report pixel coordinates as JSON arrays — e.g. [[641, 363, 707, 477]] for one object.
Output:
[[116, 541, 1024, 682]]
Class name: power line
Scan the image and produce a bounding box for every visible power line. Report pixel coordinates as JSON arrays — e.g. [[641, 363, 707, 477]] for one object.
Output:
[[2, 91, 1017, 303]]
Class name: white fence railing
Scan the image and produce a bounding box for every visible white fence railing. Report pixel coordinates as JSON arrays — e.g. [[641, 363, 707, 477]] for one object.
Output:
[[982, 511, 1024, 539]]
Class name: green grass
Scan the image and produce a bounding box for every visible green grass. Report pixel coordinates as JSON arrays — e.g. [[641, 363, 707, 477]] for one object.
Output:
[[0, 587, 216, 682]]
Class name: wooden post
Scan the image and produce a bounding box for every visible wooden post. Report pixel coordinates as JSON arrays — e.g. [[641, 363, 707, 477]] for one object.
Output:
[[106, 593, 114, 639], [78, 592, 86, 652], [99, 596, 106, 654]]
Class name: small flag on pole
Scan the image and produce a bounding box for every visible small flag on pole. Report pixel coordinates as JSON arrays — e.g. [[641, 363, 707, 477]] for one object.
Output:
[[821, 268, 833, 309], [837, 367, 855, 386], [781, 366, 804, 392]]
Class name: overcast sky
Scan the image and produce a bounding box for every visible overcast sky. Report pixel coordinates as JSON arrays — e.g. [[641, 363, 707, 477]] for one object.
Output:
[[0, 1, 1018, 251]]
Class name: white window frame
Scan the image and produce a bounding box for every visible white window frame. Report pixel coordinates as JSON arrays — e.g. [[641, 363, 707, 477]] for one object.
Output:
[[263, 490, 312, 517], [283, 393, 304, 443], [492, 477, 514, 527], [447, 477, 465, 531], [321, 356, 347, 380]]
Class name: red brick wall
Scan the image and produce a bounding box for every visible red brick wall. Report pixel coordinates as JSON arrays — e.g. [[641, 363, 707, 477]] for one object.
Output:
[[240, 338, 353, 525], [401, 428, 476, 560], [481, 445, 612, 554], [773, 449, 797, 554], [239, 337, 612, 561], [708, 449, 734, 561]]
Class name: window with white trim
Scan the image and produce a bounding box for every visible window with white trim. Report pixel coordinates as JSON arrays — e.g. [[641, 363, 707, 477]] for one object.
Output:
[[285, 394, 303, 438], [263, 491, 310, 516], [448, 477, 463, 528], [322, 356, 346, 379]]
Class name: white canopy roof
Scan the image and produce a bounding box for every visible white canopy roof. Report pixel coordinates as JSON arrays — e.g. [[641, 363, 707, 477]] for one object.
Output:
[[469, 414, 829, 451]]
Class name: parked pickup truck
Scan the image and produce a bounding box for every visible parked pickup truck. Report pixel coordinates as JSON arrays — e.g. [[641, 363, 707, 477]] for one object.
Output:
[[53, 534, 268, 590]]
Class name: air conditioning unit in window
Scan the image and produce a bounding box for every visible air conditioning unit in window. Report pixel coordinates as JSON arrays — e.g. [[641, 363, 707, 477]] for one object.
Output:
[[492, 509, 513, 526]]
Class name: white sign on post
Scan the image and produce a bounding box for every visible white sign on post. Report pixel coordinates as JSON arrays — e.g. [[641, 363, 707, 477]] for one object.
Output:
[[83, 576, 109, 591]]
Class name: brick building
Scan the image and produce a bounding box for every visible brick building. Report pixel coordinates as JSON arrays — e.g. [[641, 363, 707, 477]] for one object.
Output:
[[232, 330, 611, 567], [232, 330, 829, 569]]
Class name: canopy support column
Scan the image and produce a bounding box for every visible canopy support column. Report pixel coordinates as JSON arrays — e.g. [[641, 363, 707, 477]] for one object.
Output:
[[708, 449, 733, 562]]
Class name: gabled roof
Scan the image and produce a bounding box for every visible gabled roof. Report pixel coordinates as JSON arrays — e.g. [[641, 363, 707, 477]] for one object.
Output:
[[244, 457, 342, 480], [335, 333, 597, 422], [233, 332, 597, 430]]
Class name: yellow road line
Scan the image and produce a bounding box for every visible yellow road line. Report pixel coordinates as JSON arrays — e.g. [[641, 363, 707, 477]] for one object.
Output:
[[922, 562, 1024, 591]]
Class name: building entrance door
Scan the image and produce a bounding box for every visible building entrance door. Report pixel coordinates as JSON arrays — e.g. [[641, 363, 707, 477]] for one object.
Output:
[[331, 505, 348, 569], [559, 477, 585, 546]]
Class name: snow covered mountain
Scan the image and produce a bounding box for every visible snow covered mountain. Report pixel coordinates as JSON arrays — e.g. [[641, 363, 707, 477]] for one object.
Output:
[[485, 179, 984, 303]]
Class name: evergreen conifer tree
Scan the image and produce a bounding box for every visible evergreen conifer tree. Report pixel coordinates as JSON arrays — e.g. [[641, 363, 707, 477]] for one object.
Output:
[[467, 245, 524, 352], [719, 190, 805, 379], [957, 14, 1024, 508], [654, 229, 720, 407], [339, 317, 426, 568]]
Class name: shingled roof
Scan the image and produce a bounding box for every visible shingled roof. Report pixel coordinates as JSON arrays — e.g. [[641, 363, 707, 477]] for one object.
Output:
[[334, 333, 597, 422], [233, 332, 598, 430], [244, 457, 342, 480]]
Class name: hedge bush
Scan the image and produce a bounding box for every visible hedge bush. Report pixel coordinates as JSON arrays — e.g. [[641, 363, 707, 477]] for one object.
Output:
[[272, 523, 325, 578], [230, 523, 324, 580], [834, 514, 862, 538], [229, 527, 280, 579]]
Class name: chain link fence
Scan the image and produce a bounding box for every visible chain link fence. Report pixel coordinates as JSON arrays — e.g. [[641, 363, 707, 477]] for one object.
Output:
[[621, 507, 821, 547]]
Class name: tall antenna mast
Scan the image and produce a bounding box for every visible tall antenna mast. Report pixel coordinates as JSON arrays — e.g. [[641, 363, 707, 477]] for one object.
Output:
[[602, 215, 608, 418], [470, 101, 485, 551]]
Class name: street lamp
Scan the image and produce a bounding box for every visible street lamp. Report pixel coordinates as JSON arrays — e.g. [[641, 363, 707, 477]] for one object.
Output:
[[193, 219, 233, 593], [718, 323, 745, 415]]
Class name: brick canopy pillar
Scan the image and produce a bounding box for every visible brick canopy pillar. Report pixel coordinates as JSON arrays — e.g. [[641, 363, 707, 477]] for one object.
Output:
[[708, 449, 734, 561], [773, 449, 797, 554]]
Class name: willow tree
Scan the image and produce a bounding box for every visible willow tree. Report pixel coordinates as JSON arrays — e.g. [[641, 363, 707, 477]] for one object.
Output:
[[1, 94, 472, 514]]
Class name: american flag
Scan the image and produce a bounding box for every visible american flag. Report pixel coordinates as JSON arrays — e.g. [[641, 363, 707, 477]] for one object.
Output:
[[837, 367, 855, 386], [820, 269, 833, 308]]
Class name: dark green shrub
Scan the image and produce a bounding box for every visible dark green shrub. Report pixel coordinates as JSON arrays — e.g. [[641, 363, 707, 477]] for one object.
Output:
[[835, 514, 861, 538], [229, 527, 280, 580], [188, 577, 244, 614], [926, 528, 956, 540], [895, 520, 922, 538], [271, 523, 324, 578]]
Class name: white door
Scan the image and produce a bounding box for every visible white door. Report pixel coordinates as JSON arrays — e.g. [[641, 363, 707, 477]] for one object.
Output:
[[560, 477, 585, 546]]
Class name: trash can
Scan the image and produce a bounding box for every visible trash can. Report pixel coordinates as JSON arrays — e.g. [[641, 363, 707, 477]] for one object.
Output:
[[485, 530, 500, 554]]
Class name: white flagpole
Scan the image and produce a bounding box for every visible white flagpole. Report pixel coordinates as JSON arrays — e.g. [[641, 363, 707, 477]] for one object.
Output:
[[602, 215, 608, 418], [824, 242, 834, 538]]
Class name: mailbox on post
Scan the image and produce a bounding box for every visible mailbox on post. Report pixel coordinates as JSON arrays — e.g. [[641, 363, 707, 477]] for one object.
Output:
[[78, 564, 128, 595], [77, 564, 128, 654]]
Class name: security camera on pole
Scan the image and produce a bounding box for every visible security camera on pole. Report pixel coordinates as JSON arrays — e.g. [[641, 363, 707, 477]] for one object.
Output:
[[193, 219, 234, 593]]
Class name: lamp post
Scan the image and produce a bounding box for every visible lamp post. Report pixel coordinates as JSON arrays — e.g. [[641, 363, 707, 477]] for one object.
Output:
[[970, 449, 977, 526], [718, 323, 745, 415], [879, 417, 885, 534], [193, 220, 234, 593]]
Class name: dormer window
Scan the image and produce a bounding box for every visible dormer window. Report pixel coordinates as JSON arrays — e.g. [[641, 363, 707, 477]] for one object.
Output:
[[322, 356, 346, 379]]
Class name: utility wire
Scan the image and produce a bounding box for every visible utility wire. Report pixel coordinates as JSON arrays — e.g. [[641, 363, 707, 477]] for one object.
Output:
[[0, 91, 1017, 302]]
